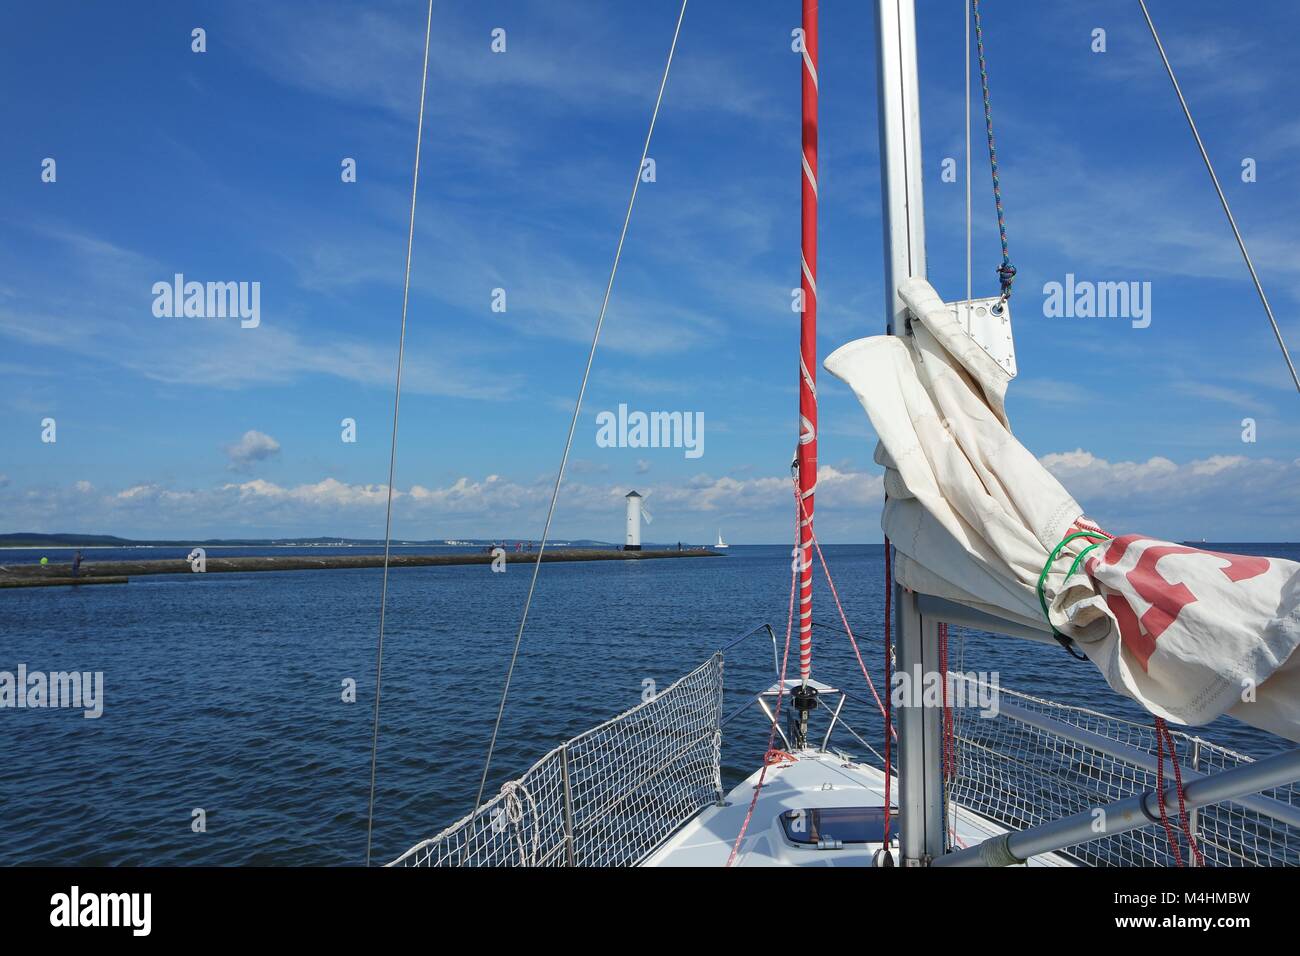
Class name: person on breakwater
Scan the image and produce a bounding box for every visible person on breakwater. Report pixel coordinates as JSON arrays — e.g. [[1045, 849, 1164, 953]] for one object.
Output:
[[72, 551, 82, 578]]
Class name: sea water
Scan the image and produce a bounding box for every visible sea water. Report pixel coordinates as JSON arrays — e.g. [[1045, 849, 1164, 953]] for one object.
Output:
[[0, 543, 1291, 865]]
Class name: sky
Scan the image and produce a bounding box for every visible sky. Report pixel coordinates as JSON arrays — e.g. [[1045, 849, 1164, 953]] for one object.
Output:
[[2, 0, 1299, 544]]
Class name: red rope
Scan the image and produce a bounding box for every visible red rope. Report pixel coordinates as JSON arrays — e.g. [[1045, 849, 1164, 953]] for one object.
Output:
[[1154, 718, 1205, 867], [940, 622, 958, 784], [883, 537, 894, 846], [1153, 719, 1182, 865], [797, 483, 901, 857], [725, 484, 801, 867], [940, 622, 961, 848], [790, 483, 897, 850], [796, 491, 891, 724]]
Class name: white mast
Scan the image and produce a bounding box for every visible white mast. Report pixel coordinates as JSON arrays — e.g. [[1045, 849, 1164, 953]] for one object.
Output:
[[875, 0, 946, 865], [876, 0, 928, 335]]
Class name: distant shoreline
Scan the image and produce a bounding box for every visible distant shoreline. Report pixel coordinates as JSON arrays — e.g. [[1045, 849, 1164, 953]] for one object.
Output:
[[0, 547, 723, 588], [0, 535, 622, 549], [0, 545, 462, 552]]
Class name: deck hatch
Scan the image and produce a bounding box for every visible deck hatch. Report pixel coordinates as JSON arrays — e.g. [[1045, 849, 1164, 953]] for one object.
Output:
[[780, 806, 895, 846]]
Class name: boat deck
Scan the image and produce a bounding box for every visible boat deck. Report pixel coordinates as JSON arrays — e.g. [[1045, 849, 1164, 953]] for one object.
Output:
[[643, 749, 1074, 867]]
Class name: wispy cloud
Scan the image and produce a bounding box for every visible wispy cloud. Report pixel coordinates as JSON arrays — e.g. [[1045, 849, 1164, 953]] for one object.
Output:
[[0, 224, 522, 399], [234, 0, 777, 125]]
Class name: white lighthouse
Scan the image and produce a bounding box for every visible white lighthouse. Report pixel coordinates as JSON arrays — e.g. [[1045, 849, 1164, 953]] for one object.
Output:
[[624, 490, 644, 551]]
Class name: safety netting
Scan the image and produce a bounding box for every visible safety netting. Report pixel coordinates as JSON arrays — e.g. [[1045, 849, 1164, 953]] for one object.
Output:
[[945, 675, 1300, 866], [390, 654, 724, 867]]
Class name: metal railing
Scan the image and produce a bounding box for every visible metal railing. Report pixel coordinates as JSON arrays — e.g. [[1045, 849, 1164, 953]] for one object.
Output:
[[943, 679, 1300, 866]]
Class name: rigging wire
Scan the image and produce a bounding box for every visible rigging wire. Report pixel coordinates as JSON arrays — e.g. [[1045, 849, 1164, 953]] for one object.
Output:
[[952, 22, 973, 800], [364, 0, 434, 868], [965, 0, 972, 305], [971, 0, 1015, 305], [465, 0, 691, 836], [1137, 0, 1300, 393]]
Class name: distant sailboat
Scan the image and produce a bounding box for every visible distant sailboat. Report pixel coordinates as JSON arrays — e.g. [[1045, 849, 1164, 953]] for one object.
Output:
[[714, 530, 728, 550]]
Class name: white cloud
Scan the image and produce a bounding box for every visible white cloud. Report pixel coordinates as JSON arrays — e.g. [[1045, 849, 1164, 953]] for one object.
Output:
[[113, 483, 195, 503], [224, 477, 390, 507], [4, 452, 1295, 543], [226, 431, 282, 469], [1040, 448, 1300, 538], [0, 462, 887, 541], [116, 484, 157, 501]]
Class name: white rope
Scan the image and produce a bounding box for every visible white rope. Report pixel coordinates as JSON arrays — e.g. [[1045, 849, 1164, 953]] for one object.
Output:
[[465, 0, 691, 842], [498, 780, 540, 867], [1138, 0, 1299, 393], [365, 0, 434, 867]]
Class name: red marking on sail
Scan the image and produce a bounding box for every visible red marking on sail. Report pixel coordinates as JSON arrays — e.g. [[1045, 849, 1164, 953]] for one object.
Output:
[[1092, 536, 1271, 671]]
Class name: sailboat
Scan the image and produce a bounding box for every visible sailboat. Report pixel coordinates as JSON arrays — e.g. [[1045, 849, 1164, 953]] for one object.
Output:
[[714, 530, 728, 550], [380, 0, 1300, 868]]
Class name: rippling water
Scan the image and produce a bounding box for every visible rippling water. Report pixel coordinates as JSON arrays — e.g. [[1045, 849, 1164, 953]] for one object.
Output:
[[0, 543, 1291, 865]]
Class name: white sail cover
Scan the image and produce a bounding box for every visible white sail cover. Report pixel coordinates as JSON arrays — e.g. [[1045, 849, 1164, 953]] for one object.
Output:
[[825, 277, 1300, 742]]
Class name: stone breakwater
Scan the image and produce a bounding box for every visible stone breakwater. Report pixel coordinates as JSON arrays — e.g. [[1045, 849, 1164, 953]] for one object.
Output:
[[0, 548, 722, 588]]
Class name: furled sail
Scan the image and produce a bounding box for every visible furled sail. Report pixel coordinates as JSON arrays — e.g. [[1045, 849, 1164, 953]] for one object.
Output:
[[826, 277, 1300, 742]]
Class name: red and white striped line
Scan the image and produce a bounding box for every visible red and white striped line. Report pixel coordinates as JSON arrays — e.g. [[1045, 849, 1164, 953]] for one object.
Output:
[[797, 0, 818, 683]]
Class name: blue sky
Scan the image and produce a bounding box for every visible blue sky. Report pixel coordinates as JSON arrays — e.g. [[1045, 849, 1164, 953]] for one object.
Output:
[[2, 0, 1298, 543]]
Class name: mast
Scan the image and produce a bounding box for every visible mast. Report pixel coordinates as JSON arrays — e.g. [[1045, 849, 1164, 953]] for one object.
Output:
[[796, 0, 818, 687], [876, 1, 927, 331], [874, 0, 945, 864]]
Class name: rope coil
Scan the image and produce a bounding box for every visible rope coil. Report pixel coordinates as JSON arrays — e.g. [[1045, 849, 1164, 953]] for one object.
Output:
[[765, 749, 798, 767]]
